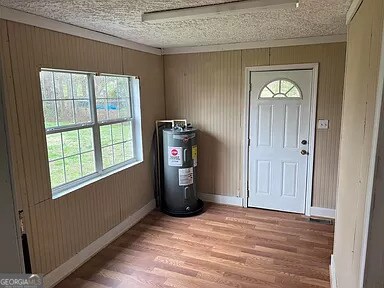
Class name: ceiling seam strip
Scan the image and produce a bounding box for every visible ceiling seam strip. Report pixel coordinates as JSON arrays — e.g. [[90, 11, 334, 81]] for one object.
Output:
[[162, 35, 347, 55]]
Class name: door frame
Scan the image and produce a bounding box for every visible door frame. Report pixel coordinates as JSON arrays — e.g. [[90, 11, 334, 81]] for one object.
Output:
[[242, 63, 319, 216]]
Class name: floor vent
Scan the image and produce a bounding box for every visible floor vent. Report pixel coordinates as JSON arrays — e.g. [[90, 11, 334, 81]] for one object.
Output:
[[308, 217, 334, 225]]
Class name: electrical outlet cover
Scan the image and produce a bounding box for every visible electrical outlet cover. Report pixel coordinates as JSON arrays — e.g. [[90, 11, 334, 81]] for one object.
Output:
[[318, 119, 329, 129]]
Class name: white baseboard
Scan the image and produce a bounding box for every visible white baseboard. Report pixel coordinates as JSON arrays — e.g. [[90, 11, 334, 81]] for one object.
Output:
[[43, 199, 156, 288], [330, 254, 337, 288], [199, 193, 243, 207], [310, 207, 336, 219]]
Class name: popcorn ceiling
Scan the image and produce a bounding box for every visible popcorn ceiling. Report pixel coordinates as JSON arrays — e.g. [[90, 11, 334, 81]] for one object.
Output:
[[0, 0, 352, 48]]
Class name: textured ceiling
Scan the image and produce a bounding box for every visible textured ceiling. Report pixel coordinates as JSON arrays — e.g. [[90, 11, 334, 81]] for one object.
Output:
[[0, 0, 352, 48]]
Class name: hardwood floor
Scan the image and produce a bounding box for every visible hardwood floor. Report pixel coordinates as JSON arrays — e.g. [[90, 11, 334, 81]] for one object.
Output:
[[55, 203, 334, 288]]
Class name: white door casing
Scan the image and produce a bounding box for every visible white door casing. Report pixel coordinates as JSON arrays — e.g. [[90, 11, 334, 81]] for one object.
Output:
[[248, 69, 314, 214]]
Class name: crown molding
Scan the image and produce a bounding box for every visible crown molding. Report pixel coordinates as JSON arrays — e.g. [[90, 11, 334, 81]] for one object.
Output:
[[346, 0, 363, 25], [0, 6, 162, 55], [162, 34, 347, 55]]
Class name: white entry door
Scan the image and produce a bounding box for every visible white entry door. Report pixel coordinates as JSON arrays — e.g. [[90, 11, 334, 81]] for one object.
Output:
[[248, 69, 313, 214]]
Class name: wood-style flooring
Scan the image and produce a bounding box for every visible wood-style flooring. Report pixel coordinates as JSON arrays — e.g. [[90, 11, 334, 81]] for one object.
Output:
[[55, 203, 334, 288]]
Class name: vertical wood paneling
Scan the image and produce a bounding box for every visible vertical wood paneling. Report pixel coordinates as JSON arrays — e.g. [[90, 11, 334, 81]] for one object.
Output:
[[165, 51, 243, 196], [1, 20, 165, 274], [0, 19, 37, 266], [121, 49, 165, 217], [164, 43, 346, 209], [333, 0, 384, 287]]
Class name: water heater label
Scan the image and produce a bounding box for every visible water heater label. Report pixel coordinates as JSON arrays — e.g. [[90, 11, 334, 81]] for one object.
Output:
[[179, 167, 193, 186], [168, 147, 182, 167], [192, 145, 197, 167]]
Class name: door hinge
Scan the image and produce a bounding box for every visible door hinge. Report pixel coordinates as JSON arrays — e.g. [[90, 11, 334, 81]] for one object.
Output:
[[248, 139, 251, 146], [249, 82, 252, 92]]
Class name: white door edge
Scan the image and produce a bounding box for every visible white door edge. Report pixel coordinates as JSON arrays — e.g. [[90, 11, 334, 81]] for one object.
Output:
[[242, 63, 319, 216]]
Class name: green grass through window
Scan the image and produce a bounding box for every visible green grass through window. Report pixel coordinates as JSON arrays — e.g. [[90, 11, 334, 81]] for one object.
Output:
[[46, 122, 134, 188]]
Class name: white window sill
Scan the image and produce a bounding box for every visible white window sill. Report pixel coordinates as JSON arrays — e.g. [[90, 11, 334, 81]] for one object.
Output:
[[52, 159, 143, 200]]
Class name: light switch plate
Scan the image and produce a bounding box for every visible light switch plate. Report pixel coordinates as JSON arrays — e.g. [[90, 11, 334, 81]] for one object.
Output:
[[318, 119, 329, 129]]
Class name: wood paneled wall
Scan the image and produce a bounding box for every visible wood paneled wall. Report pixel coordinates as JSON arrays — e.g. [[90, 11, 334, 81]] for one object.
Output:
[[333, 0, 384, 286], [164, 43, 346, 209], [164, 52, 243, 198], [0, 20, 164, 274]]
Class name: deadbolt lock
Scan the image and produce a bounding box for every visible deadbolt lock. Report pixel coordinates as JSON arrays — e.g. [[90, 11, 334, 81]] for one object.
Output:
[[301, 140, 308, 145]]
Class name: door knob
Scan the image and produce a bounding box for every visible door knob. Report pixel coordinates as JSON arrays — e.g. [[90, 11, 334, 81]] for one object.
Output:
[[301, 150, 308, 155], [301, 140, 308, 145]]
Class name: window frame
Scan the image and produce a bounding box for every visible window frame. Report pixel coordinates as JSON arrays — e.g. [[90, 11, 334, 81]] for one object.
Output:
[[40, 68, 143, 199]]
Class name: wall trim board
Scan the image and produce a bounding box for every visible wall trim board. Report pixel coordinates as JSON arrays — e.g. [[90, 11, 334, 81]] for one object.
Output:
[[346, 0, 364, 25], [359, 15, 384, 288], [43, 199, 156, 288], [330, 254, 338, 288], [0, 6, 162, 56], [162, 35, 347, 55], [310, 207, 336, 219], [198, 193, 243, 206], [242, 63, 319, 216]]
